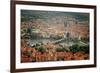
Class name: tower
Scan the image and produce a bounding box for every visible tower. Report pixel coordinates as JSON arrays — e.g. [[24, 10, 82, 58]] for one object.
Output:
[[64, 21, 69, 39]]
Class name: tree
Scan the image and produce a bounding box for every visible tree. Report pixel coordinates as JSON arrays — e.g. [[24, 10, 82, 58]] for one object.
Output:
[[70, 44, 79, 53], [37, 47, 46, 53]]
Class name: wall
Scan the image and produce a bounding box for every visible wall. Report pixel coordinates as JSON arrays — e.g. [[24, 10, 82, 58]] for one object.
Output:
[[0, 0, 100, 73]]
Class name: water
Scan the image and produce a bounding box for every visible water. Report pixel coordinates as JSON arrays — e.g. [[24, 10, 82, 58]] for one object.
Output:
[[27, 38, 57, 46], [27, 38, 75, 47]]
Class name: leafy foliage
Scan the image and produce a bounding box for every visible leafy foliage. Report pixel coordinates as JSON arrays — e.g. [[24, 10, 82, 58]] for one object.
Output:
[[36, 47, 46, 53], [69, 44, 89, 53], [69, 44, 79, 53]]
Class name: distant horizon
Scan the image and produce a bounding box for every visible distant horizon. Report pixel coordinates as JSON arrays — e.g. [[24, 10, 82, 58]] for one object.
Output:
[[21, 9, 89, 23]]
